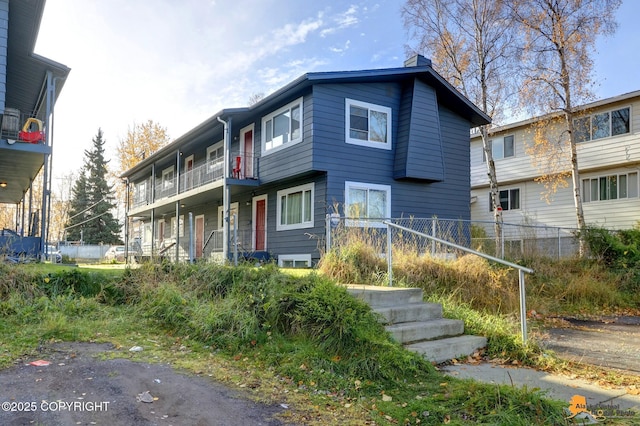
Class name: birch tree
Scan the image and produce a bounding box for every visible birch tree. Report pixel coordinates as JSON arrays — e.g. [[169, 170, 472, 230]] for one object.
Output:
[[402, 0, 517, 254], [509, 0, 621, 254]]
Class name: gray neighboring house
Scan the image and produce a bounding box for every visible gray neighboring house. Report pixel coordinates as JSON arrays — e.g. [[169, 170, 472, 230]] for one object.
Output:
[[122, 55, 490, 266]]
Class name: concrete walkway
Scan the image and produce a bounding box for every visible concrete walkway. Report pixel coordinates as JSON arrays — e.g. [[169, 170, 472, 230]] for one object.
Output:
[[442, 362, 640, 417]]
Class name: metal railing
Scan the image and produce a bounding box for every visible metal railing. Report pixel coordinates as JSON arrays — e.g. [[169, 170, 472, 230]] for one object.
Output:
[[131, 152, 257, 207], [384, 221, 534, 343]]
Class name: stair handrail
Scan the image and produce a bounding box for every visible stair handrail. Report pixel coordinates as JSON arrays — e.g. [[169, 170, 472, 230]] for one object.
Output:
[[384, 221, 534, 343]]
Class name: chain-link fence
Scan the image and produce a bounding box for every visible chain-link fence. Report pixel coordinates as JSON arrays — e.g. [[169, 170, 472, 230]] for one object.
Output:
[[326, 216, 581, 260]]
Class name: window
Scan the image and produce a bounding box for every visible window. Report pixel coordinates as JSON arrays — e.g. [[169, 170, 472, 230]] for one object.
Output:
[[162, 167, 174, 190], [490, 188, 520, 211], [207, 141, 224, 174], [345, 99, 392, 150], [582, 172, 638, 202], [134, 181, 147, 203], [574, 107, 630, 142], [345, 181, 391, 226], [278, 254, 311, 268], [171, 215, 184, 238], [218, 203, 239, 230], [276, 183, 314, 231], [262, 97, 303, 154], [483, 135, 514, 161]]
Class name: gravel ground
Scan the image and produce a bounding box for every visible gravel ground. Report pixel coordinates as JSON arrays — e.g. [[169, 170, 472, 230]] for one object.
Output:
[[0, 342, 289, 426], [541, 316, 640, 374]]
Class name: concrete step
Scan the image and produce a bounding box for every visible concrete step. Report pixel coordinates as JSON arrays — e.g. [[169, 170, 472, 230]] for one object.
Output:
[[405, 335, 488, 364], [374, 302, 443, 324], [346, 284, 424, 308], [386, 318, 464, 344]]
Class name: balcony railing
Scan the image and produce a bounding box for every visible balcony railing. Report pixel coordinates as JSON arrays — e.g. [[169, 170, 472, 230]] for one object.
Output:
[[131, 152, 256, 207], [1, 109, 46, 144], [133, 227, 266, 261]]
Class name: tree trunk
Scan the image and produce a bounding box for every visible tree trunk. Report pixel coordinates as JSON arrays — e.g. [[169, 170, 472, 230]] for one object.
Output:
[[480, 125, 502, 256]]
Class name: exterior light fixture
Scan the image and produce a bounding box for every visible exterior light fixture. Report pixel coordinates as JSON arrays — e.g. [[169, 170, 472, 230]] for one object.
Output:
[[0, 182, 7, 188]]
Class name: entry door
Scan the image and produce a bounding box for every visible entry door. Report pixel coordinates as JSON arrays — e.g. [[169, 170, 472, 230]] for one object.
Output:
[[253, 195, 267, 251], [184, 155, 194, 190], [241, 125, 254, 178], [195, 215, 204, 258]]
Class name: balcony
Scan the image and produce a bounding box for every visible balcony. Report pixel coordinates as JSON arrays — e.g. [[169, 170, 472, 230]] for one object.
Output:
[[134, 227, 268, 262], [132, 152, 257, 208], [1, 109, 46, 144]]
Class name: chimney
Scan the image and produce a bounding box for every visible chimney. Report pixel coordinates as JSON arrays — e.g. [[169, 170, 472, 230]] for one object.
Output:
[[404, 54, 432, 68]]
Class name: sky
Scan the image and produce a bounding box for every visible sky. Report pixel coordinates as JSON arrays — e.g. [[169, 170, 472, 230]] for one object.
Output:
[[33, 0, 640, 191]]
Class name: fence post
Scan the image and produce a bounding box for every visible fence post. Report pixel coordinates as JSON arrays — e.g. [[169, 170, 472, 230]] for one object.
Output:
[[431, 217, 436, 256], [233, 213, 238, 266], [189, 212, 194, 264], [519, 269, 528, 343], [387, 222, 393, 286], [325, 214, 331, 254]]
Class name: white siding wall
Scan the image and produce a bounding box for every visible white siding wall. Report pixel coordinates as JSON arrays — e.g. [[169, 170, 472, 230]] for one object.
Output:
[[471, 95, 640, 230]]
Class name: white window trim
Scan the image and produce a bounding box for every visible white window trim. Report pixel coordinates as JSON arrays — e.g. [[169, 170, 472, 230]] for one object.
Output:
[[582, 172, 639, 202], [217, 202, 239, 230], [483, 135, 515, 162], [278, 254, 311, 268], [574, 105, 632, 143], [207, 140, 224, 172], [162, 166, 175, 189], [345, 98, 392, 150], [345, 181, 391, 227], [261, 97, 303, 156], [276, 182, 314, 231]]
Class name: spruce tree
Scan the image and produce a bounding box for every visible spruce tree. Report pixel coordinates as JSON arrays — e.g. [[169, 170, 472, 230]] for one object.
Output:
[[65, 129, 122, 244], [65, 168, 89, 242]]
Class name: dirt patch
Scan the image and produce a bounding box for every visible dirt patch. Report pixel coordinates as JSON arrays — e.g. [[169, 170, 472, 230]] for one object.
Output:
[[541, 316, 640, 374], [0, 342, 290, 426]]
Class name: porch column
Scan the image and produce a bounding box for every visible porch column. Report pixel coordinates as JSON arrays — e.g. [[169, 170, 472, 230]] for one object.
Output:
[[175, 201, 180, 262], [176, 150, 181, 196], [218, 116, 232, 262], [151, 208, 155, 261]]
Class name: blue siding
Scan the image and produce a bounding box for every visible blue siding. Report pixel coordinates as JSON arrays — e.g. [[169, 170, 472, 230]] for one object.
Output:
[[391, 105, 471, 219], [258, 174, 327, 263], [312, 81, 471, 220], [312, 82, 401, 212], [257, 95, 315, 183], [0, 0, 7, 111], [394, 79, 445, 181]]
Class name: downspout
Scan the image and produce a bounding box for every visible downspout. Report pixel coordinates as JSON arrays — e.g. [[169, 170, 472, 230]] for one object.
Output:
[[217, 116, 230, 262]]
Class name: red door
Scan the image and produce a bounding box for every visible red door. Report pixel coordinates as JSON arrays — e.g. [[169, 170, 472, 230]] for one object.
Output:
[[195, 216, 204, 258], [244, 130, 253, 178], [255, 199, 266, 251], [186, 158, 193, 189]]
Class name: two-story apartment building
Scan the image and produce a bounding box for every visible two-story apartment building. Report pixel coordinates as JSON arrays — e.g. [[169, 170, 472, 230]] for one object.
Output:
[[0, 0, 70, 257], [122, 55, 490, 266], [471, 90, 640, 232]]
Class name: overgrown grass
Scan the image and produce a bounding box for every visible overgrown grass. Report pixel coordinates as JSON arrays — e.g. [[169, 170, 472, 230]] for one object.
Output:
[[0, 262, 568, 425]]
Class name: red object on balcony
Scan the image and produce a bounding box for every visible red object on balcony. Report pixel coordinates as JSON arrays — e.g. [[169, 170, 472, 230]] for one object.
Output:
[[18, 117, 45, 143], [232, 156, 242, 178]]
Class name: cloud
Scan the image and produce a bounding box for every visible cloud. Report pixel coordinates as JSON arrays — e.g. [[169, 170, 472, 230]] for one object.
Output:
[[321, 5, 360, 37], [329, 40, 351, 54]]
